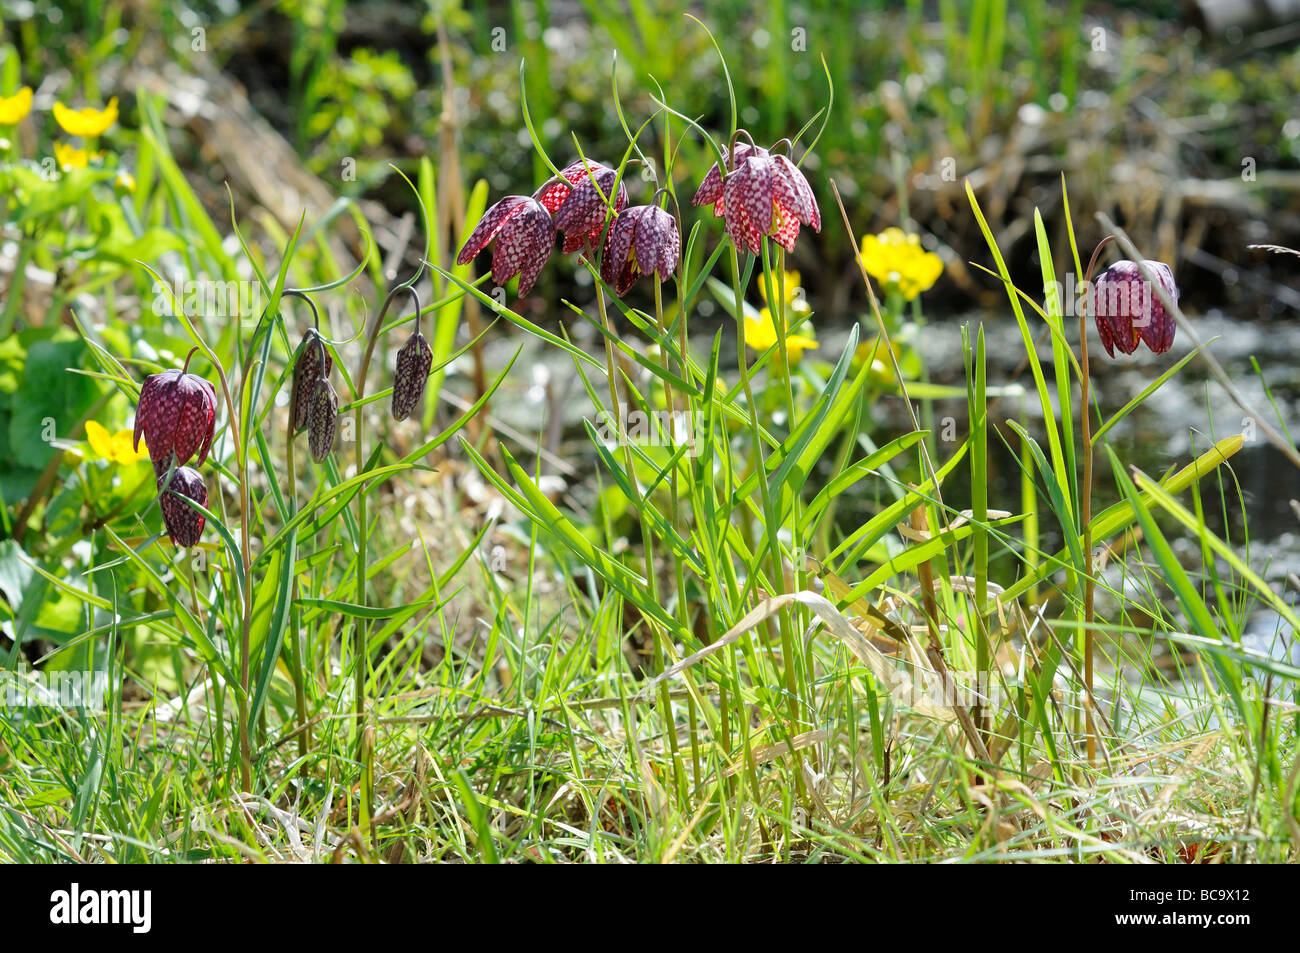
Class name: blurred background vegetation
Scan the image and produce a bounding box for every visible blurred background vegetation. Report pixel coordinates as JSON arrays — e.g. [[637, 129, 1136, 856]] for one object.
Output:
[[6, 0, 1299, 318]]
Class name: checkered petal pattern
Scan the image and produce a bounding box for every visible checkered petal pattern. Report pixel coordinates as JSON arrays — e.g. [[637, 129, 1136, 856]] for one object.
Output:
[[457, 196, 555, 296], [391, 329, 433, 421], [158, 465, 207, 548], [599, 205, 680, 296], [133, 368, 217, 469], [289, 335, 332, 433], [553, 164, 628, 254], [307, 376, 339, 463], [532, 161, 590, 213], [1092, 259, 1179, 358], [632, 205, 680, 283], [692, 142, 766, 214], [722, 156, 773, 256]]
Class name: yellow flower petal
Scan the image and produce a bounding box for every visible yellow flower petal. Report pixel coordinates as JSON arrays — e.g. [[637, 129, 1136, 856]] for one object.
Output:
[[53, 97, 118, 137], [0, 87, 33, 125], [783, 335, 819, 361], [744, 311, 779, 352], [54, 141, 98, 169], [109, 429, 148, 464], [858, 229, 944, 301], [85, 420, 115, 460], [757, 269, 802, 308], [86, 420, 147, 464], [746, 308, 817, 363]]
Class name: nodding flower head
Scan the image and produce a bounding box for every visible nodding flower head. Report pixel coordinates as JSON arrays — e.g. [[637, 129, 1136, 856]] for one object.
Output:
[[552, 161, 629, 254], [456, 195, 555, 296], [532, 161, 593, 214], [720, 146, 820, 255], [600, 204, 680, 296], [158, 465, 208, 548], [307, 375, 339, 463], [289, 334, 332, 435], [391, 328, 433, 421], [133, 365, 217, 470], [1091, 259, 1179, 357], [691, 141, 767, 215]]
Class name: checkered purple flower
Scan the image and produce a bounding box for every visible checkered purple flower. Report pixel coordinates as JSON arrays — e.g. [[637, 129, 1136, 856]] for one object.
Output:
[[552, 161, 629, 254], [1091, 259, 1179, 357], [289, 334, 332, 434], [307, 376, 339, 463], [719, 150, 821, 255], [533, 161, 591, 214], [600, 204, 680, 295], [133, 368, 217, 470], [158, 465, 207, 547], [456, 195, 555, 296], [391, 328, 432, 421], [691, 142, 768, 216]]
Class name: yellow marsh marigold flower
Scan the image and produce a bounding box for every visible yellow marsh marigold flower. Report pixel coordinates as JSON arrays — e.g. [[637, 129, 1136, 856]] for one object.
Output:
[[757, 270, 803, 309], [0, 87, 33, 125], [858, 227, 943, 301], [749, 269, 816, 362], [851, 336, 900, 385], [54, 142, 99, 169], [53, 97, 118, 137], [745, 308, 818, 363], [86, 420, 149, 465]]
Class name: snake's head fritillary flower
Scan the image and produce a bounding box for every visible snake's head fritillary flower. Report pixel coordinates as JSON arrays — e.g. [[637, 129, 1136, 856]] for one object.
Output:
[[134, 368, 217, 470], [599, 204, 680, 296], [721, 149, 821, 255], [1091, 259, 1179, 357], [456, 195, 555, 296], [289, 334, 332, 435], [691, 141, 768, 216], [532, 161, 593, 213], [552, 162, 629, 254], [158, 466, 208, 548], [391, 328, 433, 421], [307, 376, 339, 463]]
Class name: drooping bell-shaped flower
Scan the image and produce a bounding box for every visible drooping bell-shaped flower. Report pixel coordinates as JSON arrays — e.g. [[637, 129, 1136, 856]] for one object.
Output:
[[391, 328, 433, 421], [533, 161, 592, 214], [307, 376, 339, 463], [693, 136, 821, 255], [456, 195, 555, 296], [133, 367, 217, 469], [289, 333, 332, 434], [158, 465, 208, 547], [691, 141, 768, 216], [1091, 259, 1179, 357], [720, 150, 821, 255], [552, 161, 629, 254], [599, 204, 680, 296]]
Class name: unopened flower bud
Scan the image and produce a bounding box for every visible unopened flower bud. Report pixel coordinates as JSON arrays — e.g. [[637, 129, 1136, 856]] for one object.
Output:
[[391, 329, 433, 421], [307, 376, 339, 462]]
